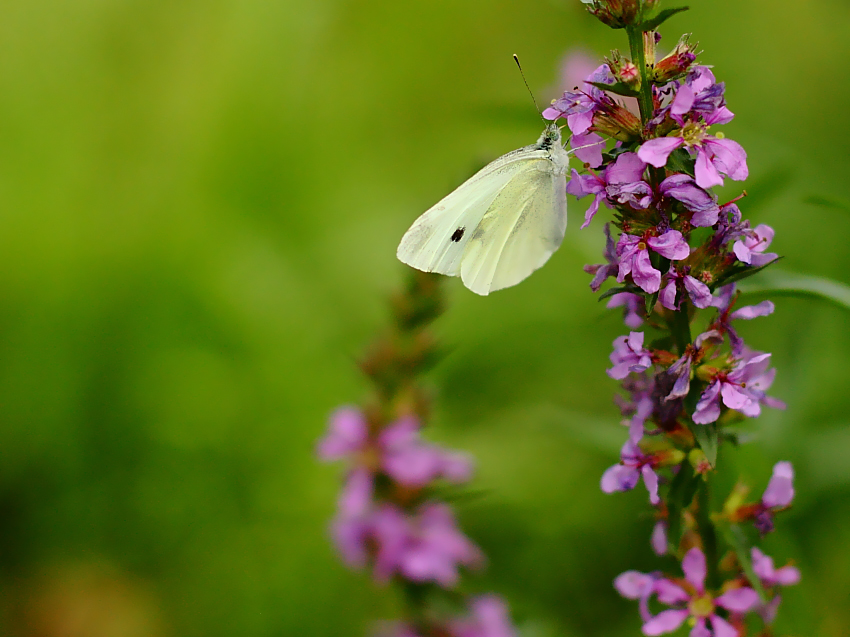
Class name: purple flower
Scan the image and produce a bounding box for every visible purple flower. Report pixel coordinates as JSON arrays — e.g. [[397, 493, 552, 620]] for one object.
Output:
[[567, 152, 651, 228], [660, 267, 713, 311], [543, 64, 614, 135], [608, 331, 653, 380], [651, 520, 668, 556], [600, 439, 661, 504], [641, 548, 759, 637], [754, 461, 794, 535], [658, 174, 720, 227], [663, 330, 722, 402], [584, 223, 619, 291], [615, 373, 656, 443], [669, 67, 734, 127], [750, 547, 800, 624], [638, 127, 748, 190], [615, 570, 658, 622], [617, 230, 690, 294], [372, 502, 483, 587], [732, 224, 777, 267], [448, 595, 517, 637], [712, 284, 776, 356], [692, 351, 780, 424], [608, 292, 644, 329], [571, 131, 605, 167]]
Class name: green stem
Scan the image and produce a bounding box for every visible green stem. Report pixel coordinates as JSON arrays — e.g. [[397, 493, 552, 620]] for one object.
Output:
[[626, 26, 653, 124], [667, 305, 692, 354], [696, 481, 720, 589]]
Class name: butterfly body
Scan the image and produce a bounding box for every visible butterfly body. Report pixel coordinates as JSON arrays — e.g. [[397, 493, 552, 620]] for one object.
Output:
[[397, 123, 570, 296]]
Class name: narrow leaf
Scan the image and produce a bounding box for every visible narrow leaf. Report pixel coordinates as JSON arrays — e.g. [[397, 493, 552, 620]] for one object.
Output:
[[598, 284, 640, 302], [637, 6, 689, 31], [587, 81, 640, 98], [666, 462, 700, 553], [713, 256, 783, 288], [804, 194, 850, 213], [721, 524, 767, 602], [738, 269, 850, 312], [691, 422, 718, 467]]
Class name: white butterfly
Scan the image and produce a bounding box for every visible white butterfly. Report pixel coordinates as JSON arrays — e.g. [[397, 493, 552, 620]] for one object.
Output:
[[396, 122, 573, 296]]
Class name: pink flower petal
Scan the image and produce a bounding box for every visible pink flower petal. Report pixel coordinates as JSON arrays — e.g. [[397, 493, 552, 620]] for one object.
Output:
[[638, 137, 684, 168], [642, 609, 689, 636], [682, 547, 707, 592]]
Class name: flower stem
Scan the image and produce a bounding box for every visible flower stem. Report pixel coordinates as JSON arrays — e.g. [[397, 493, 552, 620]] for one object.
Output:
[[667, 305, 692, 354], [696, 481, 721, 589], [626, 26, 653, 124]]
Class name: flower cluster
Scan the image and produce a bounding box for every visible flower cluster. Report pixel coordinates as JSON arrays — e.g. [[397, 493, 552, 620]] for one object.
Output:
[[553, 6, 799, 634], [318, 272, 517, 636]]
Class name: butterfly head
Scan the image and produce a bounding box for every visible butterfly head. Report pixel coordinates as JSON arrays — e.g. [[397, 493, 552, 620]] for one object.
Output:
[[536, 122, 563, 151]]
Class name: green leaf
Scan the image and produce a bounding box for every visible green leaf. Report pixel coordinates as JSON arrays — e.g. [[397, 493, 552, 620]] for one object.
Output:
[[666, 462, 700, 553], [587, 81, 640, 98], [637, 6, 690, 32], [804, 194, 850, 213], [666, 147, 695, 175], [598, 284, 641, 302], [713, 256, 783, 288], [644, 290, 659, 317], [721, 524, 768, 602], [690, 422, 718, 467], [738, 269, 850, 312]]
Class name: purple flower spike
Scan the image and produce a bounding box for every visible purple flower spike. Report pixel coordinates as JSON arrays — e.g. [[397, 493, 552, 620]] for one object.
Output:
[[733, 224, 778, 266], [640, 548, 758, 637], [449, 595, 517, 637], [601, 440, 660, 504], [608, 331, 653, 379]]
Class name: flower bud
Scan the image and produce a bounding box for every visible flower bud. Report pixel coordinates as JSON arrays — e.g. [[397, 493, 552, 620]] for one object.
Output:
[[652, 35, 698, 83], [581, 0, 658, 28], [688, 448, 711, 475], [591, 105, 642, 142], [607, 51, 641, 89]]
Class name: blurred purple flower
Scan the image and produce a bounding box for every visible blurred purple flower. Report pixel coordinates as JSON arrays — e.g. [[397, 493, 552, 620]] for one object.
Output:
[[615, 570, 658, 621], [608, 292, 644, 329], [373, 502, 483, 587], [754, 461, 794, 535], [750, 547, 800, 624], [449, 595, 517, 637], [651, 520, 668, 556], [318, 410, 473, 488]]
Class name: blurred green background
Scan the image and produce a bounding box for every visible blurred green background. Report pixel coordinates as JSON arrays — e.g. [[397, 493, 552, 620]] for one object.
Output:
[[1, 0, 849, 635]]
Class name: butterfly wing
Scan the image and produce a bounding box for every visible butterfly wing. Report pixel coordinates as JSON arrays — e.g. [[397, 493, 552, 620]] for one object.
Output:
[[459, 158, 567, 295], [396, 147, 549, 278]]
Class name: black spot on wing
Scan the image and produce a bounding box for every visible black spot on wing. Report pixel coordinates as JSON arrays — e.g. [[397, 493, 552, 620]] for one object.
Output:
[[451, 227, 465, 242]]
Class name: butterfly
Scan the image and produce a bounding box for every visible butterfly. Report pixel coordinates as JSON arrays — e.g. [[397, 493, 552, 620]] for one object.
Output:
[[396, 122, 573, 296]]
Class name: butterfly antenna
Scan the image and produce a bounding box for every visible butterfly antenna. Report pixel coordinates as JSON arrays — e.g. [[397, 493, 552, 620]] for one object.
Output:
[[513, 54, 545, 122]]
